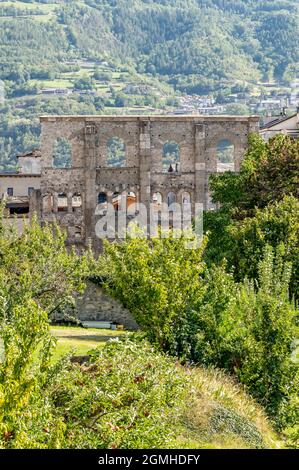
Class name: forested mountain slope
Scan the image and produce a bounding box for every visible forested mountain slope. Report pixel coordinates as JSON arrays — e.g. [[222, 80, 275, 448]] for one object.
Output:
[[1, 0, 298, 83], [0, 0, 298, 168]]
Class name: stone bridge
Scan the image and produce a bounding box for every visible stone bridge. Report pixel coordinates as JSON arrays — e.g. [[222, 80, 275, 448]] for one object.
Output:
[[36, 115, 259, 251]]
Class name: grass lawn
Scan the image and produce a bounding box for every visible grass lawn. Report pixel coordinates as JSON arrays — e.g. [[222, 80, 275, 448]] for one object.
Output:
[[51, 326, 126, 362]]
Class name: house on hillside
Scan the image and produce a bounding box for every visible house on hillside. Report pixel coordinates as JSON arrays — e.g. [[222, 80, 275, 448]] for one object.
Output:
[[260, 109, 299, 141], [0, 150, 41, 232]]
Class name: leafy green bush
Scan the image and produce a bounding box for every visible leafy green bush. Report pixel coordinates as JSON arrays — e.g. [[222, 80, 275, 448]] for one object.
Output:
[[0, 210, 91, 448], [101, 233, 206, 360], [204, 134, 299, 301], [48, 336, 186, 449], [186, 246, 297, 424], [0, 295, 66, 449], [102, 236, 298, 432]]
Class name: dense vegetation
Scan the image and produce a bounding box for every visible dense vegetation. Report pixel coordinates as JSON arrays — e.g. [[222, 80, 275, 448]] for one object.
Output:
[[1, 1, 297, 82], [0, 0, 298, 168], [204, 134, 299, 299], [100, 134, 299, 447], [0, 133, 298, 448], [0, 213, 278, 449]]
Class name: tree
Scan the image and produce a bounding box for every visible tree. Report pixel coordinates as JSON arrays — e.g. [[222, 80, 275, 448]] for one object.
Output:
[[0, 210, 90, 322], [209, 134, 299, 213], [73, 76, 95, 92], [0, 209, 91, 448], [99, 232, 206, 360], [198, 246, 298, 425], [204, 134, 299, 300], [49, 337, 186, 449]]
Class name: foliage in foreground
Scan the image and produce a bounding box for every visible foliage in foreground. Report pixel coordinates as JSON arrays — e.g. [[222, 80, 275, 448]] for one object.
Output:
[[0, 212, 91, 447], [100, 233, 207, 360], [48, 337, 186, 449], [178, 365, 279, 449], [204, 134, 299, 300], [101, 234, 298, 440], [0, 212, 91, 317], [0, 334, 187, 449]]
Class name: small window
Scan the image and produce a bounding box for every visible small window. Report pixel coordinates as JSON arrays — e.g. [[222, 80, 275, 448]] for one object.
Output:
[[152, 192, 163, 211], [28, 187, 34, 196], [57, 193, 68, 212], [182, 192, 191, 204], [127, 191, 137, 215], [112, 192, 121, 211], [72, 193, 82, 211], [97, 192, 108, 216], [98, 192, 107, 205], [7, 188, 13, 196], [167, 192, 176, 207]]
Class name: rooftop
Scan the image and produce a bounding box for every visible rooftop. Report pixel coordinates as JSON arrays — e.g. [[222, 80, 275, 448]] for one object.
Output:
[[261, 112, 298, 130]]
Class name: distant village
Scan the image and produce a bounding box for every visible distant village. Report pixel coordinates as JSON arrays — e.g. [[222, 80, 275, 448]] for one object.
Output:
[[38, 64, 299, 120]]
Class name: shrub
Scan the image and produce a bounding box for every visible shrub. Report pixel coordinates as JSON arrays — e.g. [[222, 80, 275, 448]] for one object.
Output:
[[48, 336, 187, 449], [101, 233, 206, 360], [195, 246, 298, 424]]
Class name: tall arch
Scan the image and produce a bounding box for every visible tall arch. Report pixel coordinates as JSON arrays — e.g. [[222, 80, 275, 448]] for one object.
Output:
[[53, 138, 72, 168], [112, 192, 121, 211], [216, 139, 235, 172], [162, 141, 180, 172], [107, 137, 126, 167]]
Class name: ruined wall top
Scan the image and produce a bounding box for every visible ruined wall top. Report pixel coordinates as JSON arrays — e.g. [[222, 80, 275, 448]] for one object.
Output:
[[40, 115, 260, 123]]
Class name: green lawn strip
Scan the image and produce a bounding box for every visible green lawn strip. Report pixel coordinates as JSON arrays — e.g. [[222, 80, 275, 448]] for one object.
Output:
[[50, 326, 126, 362]]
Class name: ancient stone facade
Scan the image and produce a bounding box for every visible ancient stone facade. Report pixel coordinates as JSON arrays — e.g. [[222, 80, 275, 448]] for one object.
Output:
[[77, 282, 138, 330], [38, 115, 259, 250]]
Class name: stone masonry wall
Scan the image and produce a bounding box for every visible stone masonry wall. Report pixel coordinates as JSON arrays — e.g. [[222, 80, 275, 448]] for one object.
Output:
[[39, 115, 260, 249], [77, 282, 138, 330]]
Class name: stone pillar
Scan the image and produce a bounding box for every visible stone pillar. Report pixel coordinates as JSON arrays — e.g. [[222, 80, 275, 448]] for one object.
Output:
[[53, 193, 58, 213], [84, 122, 97, 247], [29, 189, 41, 219], [139, 118, 152, 232], [194, 122, 206, 212], [67, 192, 73, 214]]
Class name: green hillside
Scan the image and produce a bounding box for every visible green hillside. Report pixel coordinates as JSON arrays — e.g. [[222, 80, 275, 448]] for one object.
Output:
[[0, 0, 298, 168]]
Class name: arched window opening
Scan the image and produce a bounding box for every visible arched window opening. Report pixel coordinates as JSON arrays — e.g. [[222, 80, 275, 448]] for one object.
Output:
[[182, 192, 191, 205], [152, 192, 162, 211], [72, 193, 82, 211], [112, 192, 121, 211], [98, 192, 107, 205], [216, 139, 235, 172], [74, 226, 82, 239], [42, 194, 54, 213], [57, 193, 68, 212], [97, 192, 108, 216], [127, 192, 137, 215], [167, 192, 176, 207], [107, 137, 126, 167], [162, 141, 180, 172], [53, 138, 72, 168]]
